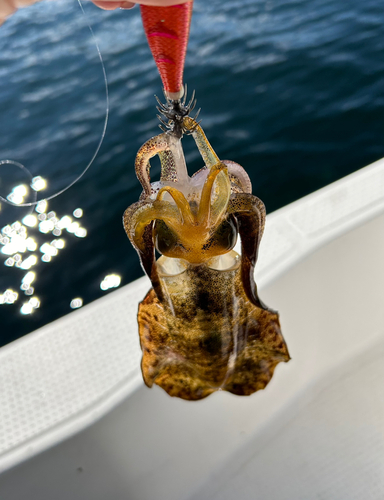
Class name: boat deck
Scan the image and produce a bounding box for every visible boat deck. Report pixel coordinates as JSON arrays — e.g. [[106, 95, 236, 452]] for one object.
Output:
[[1, 157, 384, 499]]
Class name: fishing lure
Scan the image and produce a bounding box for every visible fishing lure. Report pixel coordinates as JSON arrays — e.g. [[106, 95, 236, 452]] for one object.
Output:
[[124, 92, 290, 400]]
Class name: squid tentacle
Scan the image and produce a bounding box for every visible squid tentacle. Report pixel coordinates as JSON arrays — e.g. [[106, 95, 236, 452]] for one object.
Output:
[[183, 116, 220, 168], [135, 133, 170, 196]]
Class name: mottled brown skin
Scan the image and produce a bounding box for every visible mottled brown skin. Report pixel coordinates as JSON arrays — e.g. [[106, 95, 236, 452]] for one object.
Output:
[[124, 117, 290, 400], [138, 260, 289, 400]]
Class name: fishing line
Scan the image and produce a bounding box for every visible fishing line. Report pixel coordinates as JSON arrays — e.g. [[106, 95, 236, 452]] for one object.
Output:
[[0, 159, 37, 215], [0, 0, 109, 208]]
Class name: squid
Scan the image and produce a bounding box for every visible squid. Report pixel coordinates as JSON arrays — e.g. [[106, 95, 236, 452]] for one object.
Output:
[[124, 96, 290, 401]]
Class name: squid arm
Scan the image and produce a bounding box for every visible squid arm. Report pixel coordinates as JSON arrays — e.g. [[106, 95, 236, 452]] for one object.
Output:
[[227, 193, 267, 310]]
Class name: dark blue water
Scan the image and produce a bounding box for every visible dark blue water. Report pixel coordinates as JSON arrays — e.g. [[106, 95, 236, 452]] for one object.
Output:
[[0, 0, 383, 346]]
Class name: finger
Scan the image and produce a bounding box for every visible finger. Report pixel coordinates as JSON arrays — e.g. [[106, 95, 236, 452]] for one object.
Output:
[[14, 0, 39, 6], [0, 0, 16, 19], [92, 0, 191, 10], [92, 1, 135, 9], [134, 0, 192, 4]]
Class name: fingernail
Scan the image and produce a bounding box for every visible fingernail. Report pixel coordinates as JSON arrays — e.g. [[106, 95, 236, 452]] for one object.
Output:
[[120, 1, 135, 9]]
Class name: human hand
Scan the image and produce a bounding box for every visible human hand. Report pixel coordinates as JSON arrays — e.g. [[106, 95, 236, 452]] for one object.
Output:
[[93, 0, 191, 10], [0, 0, 192, 25]]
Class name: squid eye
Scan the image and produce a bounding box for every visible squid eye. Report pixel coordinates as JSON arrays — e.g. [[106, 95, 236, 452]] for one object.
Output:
[[154, 220, 179, 255], [207, 215, 238, 253]]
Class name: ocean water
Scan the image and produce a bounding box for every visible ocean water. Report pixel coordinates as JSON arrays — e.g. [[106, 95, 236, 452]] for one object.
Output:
[[0, 0, 383, 346]]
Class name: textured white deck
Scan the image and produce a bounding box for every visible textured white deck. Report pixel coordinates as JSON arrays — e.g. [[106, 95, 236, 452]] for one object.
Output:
[[0, 157, 383, 489]]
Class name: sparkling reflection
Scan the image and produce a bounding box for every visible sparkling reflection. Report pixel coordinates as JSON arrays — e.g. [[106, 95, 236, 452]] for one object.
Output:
[[36, 200, 47, 213], [51, 239, 65, 249], [29, 297, 40, 308], [20, 303, 33, 315], [0, 289, 18, 304], [39, 219, 55, 233], [40, 242, 58, 257], [7, 185, 28, 205], [22, 271, 36, 285], [20, 255, 38, 270], [30, 176, 47, 192], [1, 223, 28, 255], [22, 214, 38, 227], [57, 215, 71, 229], [67, 221, 79, 233], [1, 179, 90, 315], [26, 237, 38, 251], [70, 298, 83, 309], [20, 296, 40, 315], [100, 274, 121, 291], [75, 227, 87, 238], [2, 180, 123, 317]]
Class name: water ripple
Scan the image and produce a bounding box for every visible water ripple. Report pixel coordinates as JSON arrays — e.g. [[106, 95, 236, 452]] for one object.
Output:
[[0, 0, 383, 343]]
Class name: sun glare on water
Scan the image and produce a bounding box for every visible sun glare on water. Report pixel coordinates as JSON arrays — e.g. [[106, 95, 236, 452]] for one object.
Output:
[[0, 177, 121, 317]]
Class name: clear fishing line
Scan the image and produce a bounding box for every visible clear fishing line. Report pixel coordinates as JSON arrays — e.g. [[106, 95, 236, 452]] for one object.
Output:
[[0, 0, 109, 208]]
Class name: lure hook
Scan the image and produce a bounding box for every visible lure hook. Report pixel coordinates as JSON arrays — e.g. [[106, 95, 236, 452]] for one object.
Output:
[[155, 86, 200, 138]]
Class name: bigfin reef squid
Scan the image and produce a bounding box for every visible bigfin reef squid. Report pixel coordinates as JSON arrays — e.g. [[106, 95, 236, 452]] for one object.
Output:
[[124, 111, 290, 401]]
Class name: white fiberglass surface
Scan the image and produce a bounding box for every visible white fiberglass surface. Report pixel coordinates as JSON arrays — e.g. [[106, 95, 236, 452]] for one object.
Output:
[[0, 213, 383, 500]]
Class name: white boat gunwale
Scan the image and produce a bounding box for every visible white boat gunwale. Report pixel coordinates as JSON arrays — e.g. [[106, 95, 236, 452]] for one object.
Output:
[[0, 156, 383, 475]]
